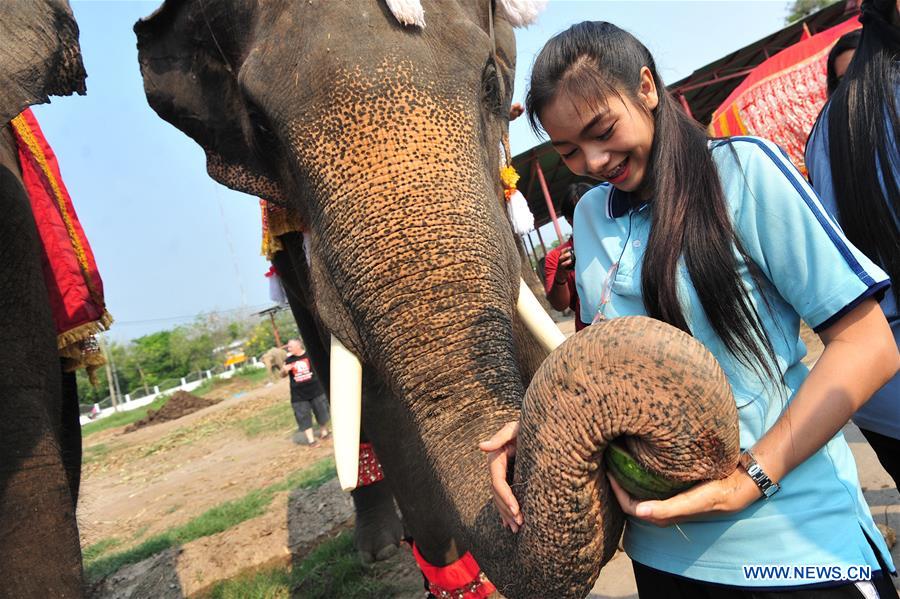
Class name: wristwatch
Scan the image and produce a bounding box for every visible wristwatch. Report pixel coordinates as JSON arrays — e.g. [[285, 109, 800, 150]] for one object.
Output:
[[739, 449, 780, 499]]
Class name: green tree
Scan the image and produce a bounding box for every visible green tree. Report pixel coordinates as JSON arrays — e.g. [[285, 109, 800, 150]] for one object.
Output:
[[244, 310, 300, 358], [785, 0, 838, 24], [76, 310, 284, 406]]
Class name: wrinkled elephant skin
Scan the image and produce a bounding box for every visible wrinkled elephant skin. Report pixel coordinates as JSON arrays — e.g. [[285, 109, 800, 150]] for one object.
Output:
[[0, 1, 87, 596]]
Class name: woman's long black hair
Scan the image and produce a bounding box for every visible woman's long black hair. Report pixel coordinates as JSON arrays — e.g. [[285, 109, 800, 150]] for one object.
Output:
[[526, 21, 779, 382], [820, 0, 899, 305]]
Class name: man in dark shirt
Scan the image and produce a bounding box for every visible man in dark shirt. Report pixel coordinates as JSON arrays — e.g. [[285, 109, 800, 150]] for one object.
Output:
[[281, 339, 330, 445]]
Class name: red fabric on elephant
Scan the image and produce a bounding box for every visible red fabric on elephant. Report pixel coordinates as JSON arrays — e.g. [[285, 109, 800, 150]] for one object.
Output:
[[10, 108, 110, 370], [412, 542, 496, 598], [357, 442, 385, 487]]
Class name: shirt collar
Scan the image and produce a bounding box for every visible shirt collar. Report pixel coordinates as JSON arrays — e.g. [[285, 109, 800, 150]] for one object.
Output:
[[607, 187, 650, 218]]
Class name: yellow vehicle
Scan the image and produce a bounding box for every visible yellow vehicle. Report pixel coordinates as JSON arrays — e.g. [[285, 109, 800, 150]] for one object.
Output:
[[224, 350, 247, 368]]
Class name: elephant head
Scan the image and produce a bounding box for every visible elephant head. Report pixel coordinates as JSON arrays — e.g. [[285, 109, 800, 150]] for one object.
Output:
[[0, 0, 86, 127], [135, 3, 739, 596]]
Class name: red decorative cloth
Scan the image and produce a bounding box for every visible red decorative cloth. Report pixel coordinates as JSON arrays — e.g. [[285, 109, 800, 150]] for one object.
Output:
[[709, 17, 862, 175], [411, 542, 496, 599], [357, 442, 385, 487], [10, 108, 110, 371]]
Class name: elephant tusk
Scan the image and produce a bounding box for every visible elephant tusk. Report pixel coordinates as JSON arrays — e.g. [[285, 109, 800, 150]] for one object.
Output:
[[517, 278, 567, 353], [330, 335, 362, 491]]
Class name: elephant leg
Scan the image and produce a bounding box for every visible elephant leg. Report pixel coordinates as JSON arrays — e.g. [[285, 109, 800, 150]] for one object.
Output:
[[274, 236, 405, 561], [58, 367, 82, 504], [351, 478, 404, 564], [0, 163, 83, 597]]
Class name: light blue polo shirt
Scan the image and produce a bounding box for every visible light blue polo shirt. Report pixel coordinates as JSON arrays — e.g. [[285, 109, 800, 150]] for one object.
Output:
[[573, 136, 894, 587]]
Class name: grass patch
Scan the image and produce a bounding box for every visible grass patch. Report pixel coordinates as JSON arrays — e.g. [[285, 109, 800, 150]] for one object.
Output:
[[82, 443, 111, 464], [202, 567, 292, 599], [84, 457, 337, 583], [81, 395, 171, 438], [192, 367, 267, 398], [238, 402, 295, 438], [293, 531, 396, 598], [233, 366, 269, 385], [273, 458, 336, 493], [82, 537, 122, 563], [201, 532, 396, 599]]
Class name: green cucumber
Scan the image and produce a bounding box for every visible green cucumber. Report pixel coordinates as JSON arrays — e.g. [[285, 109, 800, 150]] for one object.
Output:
[[604, 442, 694, 500]]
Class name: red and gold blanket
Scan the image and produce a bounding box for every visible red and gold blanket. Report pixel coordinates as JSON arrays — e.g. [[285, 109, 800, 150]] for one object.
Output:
[[10, 108, 111, 373], [709, 17, 861, 175]]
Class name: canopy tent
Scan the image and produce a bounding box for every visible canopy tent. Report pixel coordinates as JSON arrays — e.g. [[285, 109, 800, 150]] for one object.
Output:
[[512, 0, 861, 243], [708, 17, 861, 174]]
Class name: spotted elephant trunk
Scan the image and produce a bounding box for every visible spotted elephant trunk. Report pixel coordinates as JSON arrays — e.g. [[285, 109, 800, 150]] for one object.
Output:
[[464, 317, 740, 598]]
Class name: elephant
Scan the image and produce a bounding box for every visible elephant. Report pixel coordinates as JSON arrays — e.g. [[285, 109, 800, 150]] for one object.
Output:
[[260, 345, 287, 382], [0, 1, 88, 596], [135, 2, 739, 596]]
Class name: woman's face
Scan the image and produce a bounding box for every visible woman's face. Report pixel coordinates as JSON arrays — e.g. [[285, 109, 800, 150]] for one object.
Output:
[[541, 67, 659, 196]]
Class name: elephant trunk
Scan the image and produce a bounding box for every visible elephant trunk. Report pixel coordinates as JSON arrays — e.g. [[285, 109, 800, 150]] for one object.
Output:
[[468, 317, 740, 598]]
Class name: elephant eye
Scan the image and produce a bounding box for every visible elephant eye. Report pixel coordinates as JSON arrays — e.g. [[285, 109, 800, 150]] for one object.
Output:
[[481, 59, 505, 117], [245, 99, 282, 157], [247, 102, 275, 138]]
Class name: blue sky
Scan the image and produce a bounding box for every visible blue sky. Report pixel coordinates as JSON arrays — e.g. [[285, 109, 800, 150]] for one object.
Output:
[[33, 1, 793, 341]]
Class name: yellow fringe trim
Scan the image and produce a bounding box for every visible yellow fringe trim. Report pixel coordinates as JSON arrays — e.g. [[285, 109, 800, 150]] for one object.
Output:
[[57, 309, 113, 351]]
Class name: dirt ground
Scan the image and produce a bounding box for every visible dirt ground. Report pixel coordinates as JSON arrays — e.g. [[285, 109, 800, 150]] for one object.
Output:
[[81, 375, 426, 598], [123, 391, 218, 433], [81, 321, 897, 597]]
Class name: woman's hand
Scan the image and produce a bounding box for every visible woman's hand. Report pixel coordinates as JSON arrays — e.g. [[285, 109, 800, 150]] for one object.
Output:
[[606, 465, 761, 528], [479, 421, 524, 532]]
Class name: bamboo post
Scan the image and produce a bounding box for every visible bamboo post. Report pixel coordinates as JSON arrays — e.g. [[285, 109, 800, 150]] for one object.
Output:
[[99, 336, 119, 412]]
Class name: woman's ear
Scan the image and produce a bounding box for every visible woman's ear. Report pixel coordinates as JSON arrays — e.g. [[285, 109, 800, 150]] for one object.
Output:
[[638, 66, 659, 111]]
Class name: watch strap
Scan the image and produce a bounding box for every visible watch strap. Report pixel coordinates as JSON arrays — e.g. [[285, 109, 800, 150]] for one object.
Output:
[[740, 449, 780, 499]]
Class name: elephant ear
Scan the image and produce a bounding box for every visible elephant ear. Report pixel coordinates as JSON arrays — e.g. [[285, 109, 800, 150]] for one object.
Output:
[[0, 0, 86, 126], [134, 0, 285, 202]]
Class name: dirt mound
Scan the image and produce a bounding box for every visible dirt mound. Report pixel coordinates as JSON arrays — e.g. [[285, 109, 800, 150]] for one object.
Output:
[[125, 391, 218, 433]]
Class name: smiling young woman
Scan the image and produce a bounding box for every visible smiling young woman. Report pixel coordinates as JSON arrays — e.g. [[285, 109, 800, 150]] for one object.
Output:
[[481, 19, 900, 599]]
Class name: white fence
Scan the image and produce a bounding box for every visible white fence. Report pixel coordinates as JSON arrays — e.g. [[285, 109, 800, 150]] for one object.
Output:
[[79, 358, 265, 426]]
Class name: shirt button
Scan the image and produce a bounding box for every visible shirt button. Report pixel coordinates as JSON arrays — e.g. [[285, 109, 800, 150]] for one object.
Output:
[[633, 239, 642, 248]]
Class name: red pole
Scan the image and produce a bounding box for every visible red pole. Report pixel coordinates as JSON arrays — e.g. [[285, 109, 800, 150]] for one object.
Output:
[[677, 92, 694, 119], [534, 161, 564, 243], [269, 312, 282, 347]]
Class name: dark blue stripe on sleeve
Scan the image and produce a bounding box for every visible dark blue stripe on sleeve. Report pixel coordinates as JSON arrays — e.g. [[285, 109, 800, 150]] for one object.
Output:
[[729, 137, 876, 287], [813, 280, 891, 332]]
